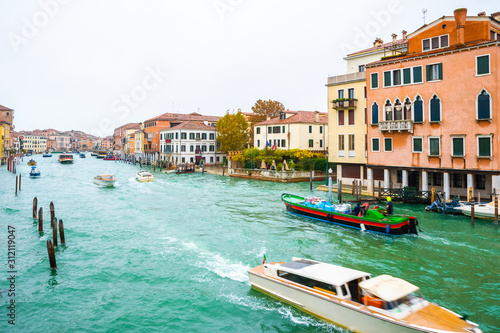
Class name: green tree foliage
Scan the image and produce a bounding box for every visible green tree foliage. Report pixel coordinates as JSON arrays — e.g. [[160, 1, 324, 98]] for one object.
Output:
[[216, 110, 249, 153]]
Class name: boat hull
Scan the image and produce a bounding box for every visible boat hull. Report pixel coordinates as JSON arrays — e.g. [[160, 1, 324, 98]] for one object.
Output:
[[136, 177, 154, 182], [93, 179, 116, 187], [249, 271, 429, 333], [58, 160, 74, 164]]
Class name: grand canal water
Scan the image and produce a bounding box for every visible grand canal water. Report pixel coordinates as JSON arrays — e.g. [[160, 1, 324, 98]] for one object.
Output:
[[0, 155, 499, 332]]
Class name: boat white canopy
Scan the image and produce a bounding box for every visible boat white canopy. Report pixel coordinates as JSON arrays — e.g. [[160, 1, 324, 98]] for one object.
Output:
[[276, 257, 370, 287], [359, 274, 419, 302]]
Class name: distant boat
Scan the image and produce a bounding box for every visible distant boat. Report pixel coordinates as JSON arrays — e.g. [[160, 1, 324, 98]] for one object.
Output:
[[91, 151, 98, 156], [58, 154, 74, 164], [43, 153, 52, 157], [29, 166, 41, 177], [103, 154, 119, 161], [27, 159, 37, 166], [455, 201, 498, 219], [79, 153, 86, 158], [94, 174, 116, 187], [162, 168, 177, 174], [136, 170, 154, 182], [97, 151, 107, 159]]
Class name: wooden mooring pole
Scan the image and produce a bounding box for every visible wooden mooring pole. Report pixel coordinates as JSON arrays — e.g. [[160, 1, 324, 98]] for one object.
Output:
[[19, 174, 21, 191], [52, 219, 58, 247], [471, 202, 475, 225], [33, 197, 38, 218], [59, 220, 66, 245], [46, 240, 57, 269], [378, 181, 381, 202], [15, 176, 18, 195], [38, 207, 43, 232], [338, 179, 342, 203], [309, 170, 312, 190], [495, 196, 498, 226], [50, 202, 55, 222], [358, 180, 362, 202], [352, 180, 355, 196]]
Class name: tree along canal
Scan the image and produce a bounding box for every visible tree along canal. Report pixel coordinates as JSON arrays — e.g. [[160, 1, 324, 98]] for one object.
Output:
[[0, 155, 498, 332]]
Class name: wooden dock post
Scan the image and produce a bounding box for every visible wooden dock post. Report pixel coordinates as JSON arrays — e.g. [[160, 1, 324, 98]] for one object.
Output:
[[495, 196, 498, 226], [431, 188, 435, 202], [338, 179, 342, 203], [15, 176, 18, 195], [358, 180, 362, 202], [51, 217, 56, 229], [478, 192, 481, 204], [59, 220, 66, 245], [33, 197, 38, 218], [19, 174, 21, 191], [50, 202, 55, 222], [52, 219, 58, 247], [468, 187, 473, 202], [471, 202, 475, 225], [38, 207, 43, 232], [377, 181, 381, 202], [46, 240, 57, 269], [309, 170, 312, 190], [352, 180, 355, 196]]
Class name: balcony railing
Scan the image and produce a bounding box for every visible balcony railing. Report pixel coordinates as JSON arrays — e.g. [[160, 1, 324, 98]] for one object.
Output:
[[379, 120, 413, 133], [332, 99, 358, 110], [145, 137, 152, 143]]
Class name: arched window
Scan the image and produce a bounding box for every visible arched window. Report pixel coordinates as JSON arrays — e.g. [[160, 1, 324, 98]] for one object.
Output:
[[385, 100, 393, 121], [429, 94, 441, 122], [404, 98, 412, 120], [477, 89, 491, 120], [371, 102, 379, 124], [413, 96, 423, 122], [394, 99, 402, 120]]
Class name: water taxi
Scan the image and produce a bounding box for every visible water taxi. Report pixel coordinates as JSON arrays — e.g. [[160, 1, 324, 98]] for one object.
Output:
[[248, 257, 482, 333], [281, 193, 418, 235], [79, 153, 86, 158], [97, 151, 108, 159], [103, 154, 119, 161], [91, 151, 98, 156], [58, 154, 74, 164], [29, 166, 41, 177], [93, 174, 117, 187], [136, 170, 154, 182], [43, 153, 52, 157], [27, 159, 37, 166]]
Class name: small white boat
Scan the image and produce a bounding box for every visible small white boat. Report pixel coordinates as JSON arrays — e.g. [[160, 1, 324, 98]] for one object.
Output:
[[162, 168, 177, 174], [455, 201, 497, 219], [248, 257, 482, 333], [29, 166, 41, 177], [136, 170, 154, 182], [93, 174, 116, 187]]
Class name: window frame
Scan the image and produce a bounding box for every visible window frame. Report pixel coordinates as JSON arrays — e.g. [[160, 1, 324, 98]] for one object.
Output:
[[428, 136, 441, 157], [477, 135, 492, 158], [475, 54, 490, 76], [383, 137, 392, 152], [348, 109, 355, 126], [413, 95, 424, 123], [370, 73, 379, 89], [476, 89, 492, 121], [338, 134, 345, 157], [451, 136, 465, 157], [338, 110, 345, 126], [371, 102, 379, 125], [412, 136, 423, 153], [383, 71, 391, 87], [422, 34, 449, 51], [429, 94, 441, 123], [426, 63, 443, 82]]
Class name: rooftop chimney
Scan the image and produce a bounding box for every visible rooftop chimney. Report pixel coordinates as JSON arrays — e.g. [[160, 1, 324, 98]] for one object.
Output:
[[314, 111, 319, 123], [391, 33, 397, 44], [454, 8, 467, 45], [402, 30, 407, 40], [373, 38, 384, 47], [477, 11, 486, 16], [492, 12, 500, 21]]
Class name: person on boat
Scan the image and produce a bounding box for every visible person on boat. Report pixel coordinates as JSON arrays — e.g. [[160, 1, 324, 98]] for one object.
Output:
[[353, 203, 361, 216], [386, 196, 393, 215]]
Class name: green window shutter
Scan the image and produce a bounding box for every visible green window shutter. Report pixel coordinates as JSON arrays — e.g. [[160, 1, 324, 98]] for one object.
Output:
[[453, 138, 464, 156], [429, 138, 440, 156], [371, 73, 378, 89], [477, 55, 489, 75], [373, 139, 379, 151], [430, 97, 440, 122], [413, 138, 422, 152], [371, 104, 379, 124], [384, 138, 392, 151], [414, 99, 423, 122], [403, 68, 411, 84], [384, 71, 391, 87], [413, 67, 422, 83], [477, 91, 490, 119], [426, 65, 431, 81], [438, 63, 443, 80], [478, 138, 491, 156]]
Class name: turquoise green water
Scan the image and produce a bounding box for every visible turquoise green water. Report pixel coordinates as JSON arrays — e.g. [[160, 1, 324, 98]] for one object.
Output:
[[0, 155, 499, 332]]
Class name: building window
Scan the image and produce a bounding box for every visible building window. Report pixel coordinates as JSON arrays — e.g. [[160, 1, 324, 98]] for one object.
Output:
[[309, 139, 313, 148], [348, 88, 354, 100], [181, 145, 186, 152], [433, 172, 442, 186], [429, 95, 441, 122], [319, 126, 323, 134], [412, 137, 423, 153], [475, 174, 486, 190], [338, 110, 345, 126], [392, 69, 401, 86], [477, 89, 491, 120], [364, 86, 367, 98], [371, 102, 379, 125], [383, 71, 391, 87], [426, 63, 443, 81], [256, 127, 260, 134], [384, 138, 392, 152], [348, 109, 355, 125], [202, 133, 207, 140], [273, 126, 280, 134], [422, 34, 449, 51], [414, 96, 424, 122], [359, 65, 365, 72], [282, 126, 285, 133], [281, 139, 285, 147], [190, 145, 194, 152], [452, 137, 465, 157], [403, 68, 411, 84], [338, 89, 344, 99], [268, 127, 272, 134], [257, 140, 260, 147], [476, 55, 490, 76], [348, 134, 355, 151], [308, 125, 312, 133], [413, 66, 423, 83], [338, 135, 345, 151], [209, 133, 215, 140], [371, 73, 379, 89], [477, 135, 492, 157], [384, 100, 393, 121], [320, 140, 323, 148], [453, 174, 464, 188], [428, 137, 440, 156], [364, 108, 367, 125], [181, 133, 187, 140], [209, 145, 215, 152]]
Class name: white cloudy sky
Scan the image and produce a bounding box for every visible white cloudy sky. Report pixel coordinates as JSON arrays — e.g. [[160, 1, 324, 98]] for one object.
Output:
[[0, 0, 498, 136]]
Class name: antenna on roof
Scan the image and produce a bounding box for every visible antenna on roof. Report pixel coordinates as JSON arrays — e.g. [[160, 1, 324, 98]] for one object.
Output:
[[422, 8, 427, 24]]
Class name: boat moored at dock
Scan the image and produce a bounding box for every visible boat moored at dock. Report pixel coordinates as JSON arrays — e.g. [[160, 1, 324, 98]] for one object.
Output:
[[248, 257, 482, 333], [455, 201, 498, 219], [281, 193, 418, 235], [58, 154, 74, 164], [136, 170, 154, 182]]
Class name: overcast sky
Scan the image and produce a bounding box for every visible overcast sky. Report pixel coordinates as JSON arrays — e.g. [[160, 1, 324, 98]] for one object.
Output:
[[1, 0, 498, 136]]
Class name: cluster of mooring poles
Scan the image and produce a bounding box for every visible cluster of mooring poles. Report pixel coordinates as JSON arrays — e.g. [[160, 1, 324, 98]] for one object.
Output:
[[7, 156, 20, 173], [32, 198, 66, 269]]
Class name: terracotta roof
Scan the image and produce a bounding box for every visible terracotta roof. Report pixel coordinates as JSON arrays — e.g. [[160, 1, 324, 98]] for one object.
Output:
[[167, 121, 216, 131], [346, 39, 407, 57], [145, 112, 220, 123], [367, 40, 498, 67], [0, 104, 13, 111], [255, 111, 328, 126]]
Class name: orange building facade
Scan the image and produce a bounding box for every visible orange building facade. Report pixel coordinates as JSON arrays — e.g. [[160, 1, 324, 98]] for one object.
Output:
[[366, 9, 500, 199]]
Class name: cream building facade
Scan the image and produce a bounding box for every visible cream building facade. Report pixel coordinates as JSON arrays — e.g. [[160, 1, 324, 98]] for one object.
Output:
[[23, 134, 47, 153]]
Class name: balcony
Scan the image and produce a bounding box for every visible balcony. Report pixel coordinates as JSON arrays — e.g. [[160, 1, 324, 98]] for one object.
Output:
[[332, 99, 358, 110], [145, 137, 152, 143], [379, 120, 414, 133]]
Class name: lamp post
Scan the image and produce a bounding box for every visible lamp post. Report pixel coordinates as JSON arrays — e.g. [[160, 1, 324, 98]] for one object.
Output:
[[328, 168, 333, 203]]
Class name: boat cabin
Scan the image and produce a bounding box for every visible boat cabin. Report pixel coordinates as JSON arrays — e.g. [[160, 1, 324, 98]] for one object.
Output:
[[265, 257, 371, 301]]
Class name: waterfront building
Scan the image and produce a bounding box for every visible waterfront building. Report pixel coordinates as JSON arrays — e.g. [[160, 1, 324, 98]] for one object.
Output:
[[134, 125, 145, 160], [48, 134, 71, 151], [23, 134, 47, 153], [143, 112, 219, 163], [0, 104, 14, 159], [159, 121, 224, 166], [113, 123, 141, 153], [365, 9, 500, 199], [327, 34, 407, 186], [101, 136, 113, 151], [128, 133, 136, 156], [253, 111, 328, 152]]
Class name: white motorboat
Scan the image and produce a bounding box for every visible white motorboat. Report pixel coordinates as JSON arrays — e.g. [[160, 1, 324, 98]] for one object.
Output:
[[455, 201, 497, 219], [248, 257, 482, 333], [162, 168, 177, 174], [93, 175, 117, 187], [136, 170, 154, 182]]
